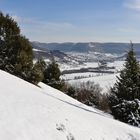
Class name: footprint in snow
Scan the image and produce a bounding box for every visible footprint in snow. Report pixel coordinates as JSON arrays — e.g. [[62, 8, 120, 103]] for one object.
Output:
[[56, 123, 75, 140]]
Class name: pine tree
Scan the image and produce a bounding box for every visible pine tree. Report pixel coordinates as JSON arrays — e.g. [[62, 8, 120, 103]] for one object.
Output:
[[0, 12, 34, 81], [31, 58, 46, 85], [109, 43, 140, 127], [0, 12, 44, 85], [43, 59, 64, 90], [0, 12, 20, 71]]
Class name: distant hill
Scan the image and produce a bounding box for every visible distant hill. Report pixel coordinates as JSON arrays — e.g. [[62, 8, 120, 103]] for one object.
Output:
[[31, 42, 140, 64], [32, 43, 79, 63], [31, 42, 140, 55]]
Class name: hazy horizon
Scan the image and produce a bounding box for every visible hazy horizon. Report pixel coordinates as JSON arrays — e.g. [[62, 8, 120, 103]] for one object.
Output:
[[32, 41, 139, 44]]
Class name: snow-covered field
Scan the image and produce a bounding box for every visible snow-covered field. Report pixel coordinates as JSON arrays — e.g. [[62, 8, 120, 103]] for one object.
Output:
[[61, 61, 125, 93], [108, 60, 124, 72], [60, 60, 124, 71], [68, 73, 119, 93], [0, 70, 140, 140], [59, 62, 99, 71]]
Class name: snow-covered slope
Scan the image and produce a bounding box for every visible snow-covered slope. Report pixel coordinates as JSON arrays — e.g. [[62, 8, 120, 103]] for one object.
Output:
[[0, 70, 140, 140]]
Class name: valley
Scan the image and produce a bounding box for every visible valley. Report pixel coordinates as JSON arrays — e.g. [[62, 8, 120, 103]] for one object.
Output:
[[32, 42, 129, 93]]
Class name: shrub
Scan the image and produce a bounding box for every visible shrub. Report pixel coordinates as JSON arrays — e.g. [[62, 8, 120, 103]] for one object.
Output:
[[66, 81, 110, 112], [76, 81, 101, 106]]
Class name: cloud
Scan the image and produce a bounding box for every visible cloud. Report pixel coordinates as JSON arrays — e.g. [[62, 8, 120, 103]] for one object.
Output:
[[117, 27, 138, 33], [10, 15, 140, 43], [124, 0, 140, 11], [11, 15, 77, 42], [11, 15, 75, 31]]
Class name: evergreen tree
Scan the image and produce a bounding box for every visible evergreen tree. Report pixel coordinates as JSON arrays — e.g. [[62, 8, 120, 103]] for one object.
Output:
[[31, 58, 46, 85], [0, 12, 44, 85], [0, 12, 34, 81], [43, 59, 64, 90], [0, 12, 20, 71], [109, 43, 140, 127]]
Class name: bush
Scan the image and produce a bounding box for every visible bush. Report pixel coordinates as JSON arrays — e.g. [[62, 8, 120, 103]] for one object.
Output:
[[66, 86, 76, 98], [76, 81, 101, 106], [65, 81, 110, 112], [99, 94, 110, 112]]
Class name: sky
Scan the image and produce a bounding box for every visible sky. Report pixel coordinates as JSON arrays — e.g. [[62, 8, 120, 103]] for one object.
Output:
[[1, 0, 140, 43]]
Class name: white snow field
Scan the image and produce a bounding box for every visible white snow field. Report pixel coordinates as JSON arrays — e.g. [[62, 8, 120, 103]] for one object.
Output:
[[60, 60, 125, 93], [0, 70, 140, 140], [68, 73, 119, 94]]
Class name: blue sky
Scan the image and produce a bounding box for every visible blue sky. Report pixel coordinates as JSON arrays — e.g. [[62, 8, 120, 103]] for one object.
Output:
[[1, 0, 140, 43]]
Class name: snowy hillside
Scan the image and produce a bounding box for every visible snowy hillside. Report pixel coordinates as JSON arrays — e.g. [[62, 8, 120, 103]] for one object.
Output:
[[0, 70, 140, 140]]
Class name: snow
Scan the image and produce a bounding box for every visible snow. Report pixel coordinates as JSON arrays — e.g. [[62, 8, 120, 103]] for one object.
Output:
[[0, 70, 140, 140], [61, 61, 125, 93], [67, 73, 119, 93], [59, 62, 99, 71], [108, 61, 125, 71], [89, 42, 95, 48], [59, 60, 124, 72], [33, 48, 47, 52]]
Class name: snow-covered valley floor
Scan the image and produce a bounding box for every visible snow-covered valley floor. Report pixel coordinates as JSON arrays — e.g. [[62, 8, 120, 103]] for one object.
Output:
[[67, 73, 119, 94], [0, 70, 140, 140], [60, 60, 124, 93]]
